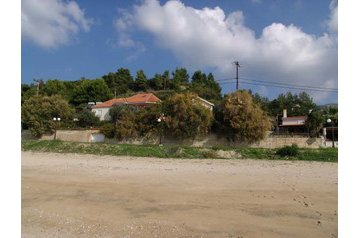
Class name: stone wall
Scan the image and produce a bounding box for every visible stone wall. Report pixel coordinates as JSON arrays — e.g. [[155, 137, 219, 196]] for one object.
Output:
[[22, 130, 326, 148]]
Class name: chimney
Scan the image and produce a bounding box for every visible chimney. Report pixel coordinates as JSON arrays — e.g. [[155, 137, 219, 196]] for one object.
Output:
[[283, 109, 287, 118]]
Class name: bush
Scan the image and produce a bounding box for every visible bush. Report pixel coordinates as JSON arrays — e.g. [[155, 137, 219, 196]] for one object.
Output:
[[162, 93, 214, 139], [276, 144, 299, 157], [136, 105, 162, 138], [21, 95, 74, 137], [76, 110, 100, 128], [216, 90, 272, 143], [100, 123, 115, 138]]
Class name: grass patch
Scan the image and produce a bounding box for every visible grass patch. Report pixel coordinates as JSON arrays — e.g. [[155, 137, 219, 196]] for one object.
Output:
[[21, 140, 337, 162]]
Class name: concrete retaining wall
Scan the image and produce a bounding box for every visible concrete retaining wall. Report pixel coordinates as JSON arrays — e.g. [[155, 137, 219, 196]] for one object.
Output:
[[22, 130, 328, 148]]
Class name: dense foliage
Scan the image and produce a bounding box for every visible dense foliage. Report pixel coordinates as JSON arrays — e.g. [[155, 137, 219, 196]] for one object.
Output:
[[76, 110, 100, 128], [305, 110, 325, 137], [22, 66, 336, 141], [70, 78, 113, 105], [276, 144, 299, 157], [162, 93, 214, 139], [21, 95, 73, 137], [216, 90, 272, 143]]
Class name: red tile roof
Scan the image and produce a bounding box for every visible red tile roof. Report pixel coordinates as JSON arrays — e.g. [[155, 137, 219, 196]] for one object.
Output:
[[92, 93, 161, 108]]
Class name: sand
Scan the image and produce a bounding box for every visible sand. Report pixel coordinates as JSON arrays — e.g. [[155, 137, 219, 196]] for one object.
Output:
[[22, 151, 337, 238]]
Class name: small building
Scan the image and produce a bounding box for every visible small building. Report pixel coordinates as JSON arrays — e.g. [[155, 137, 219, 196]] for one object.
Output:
[[279, 109, 307, 133], [197, 97, 215, 111], [91, 93, 161, 121]]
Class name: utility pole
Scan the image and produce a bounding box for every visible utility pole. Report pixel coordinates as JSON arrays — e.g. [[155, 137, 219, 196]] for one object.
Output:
[[33, 78, 42, 96], [234, 61, 241, 90]]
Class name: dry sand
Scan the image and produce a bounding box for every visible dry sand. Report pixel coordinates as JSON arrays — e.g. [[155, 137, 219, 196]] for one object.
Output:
[[22, 151, 337, 238]]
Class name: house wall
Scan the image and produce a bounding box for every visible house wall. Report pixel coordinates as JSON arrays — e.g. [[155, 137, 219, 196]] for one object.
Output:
[[282, 118, 306, 126], [92, 107, 110, 121]]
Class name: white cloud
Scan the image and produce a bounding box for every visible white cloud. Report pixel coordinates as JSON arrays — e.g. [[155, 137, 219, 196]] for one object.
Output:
[[22, 0, 93, 48], [116, 0, 338, 103], [327, 0, 338, 33]]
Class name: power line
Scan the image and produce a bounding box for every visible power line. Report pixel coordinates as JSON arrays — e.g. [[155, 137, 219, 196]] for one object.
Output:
[[239, 77, 338, 91], [218, 80, 338, 93], [217, 77, 337, 92]]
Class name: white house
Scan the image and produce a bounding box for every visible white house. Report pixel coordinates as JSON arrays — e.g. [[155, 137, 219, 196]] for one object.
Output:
[[91, 93, 161, 121], [197, 97, 215, 111]]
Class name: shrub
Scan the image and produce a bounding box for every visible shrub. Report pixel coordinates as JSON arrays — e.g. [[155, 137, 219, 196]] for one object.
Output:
[[109, 106, 139, 140], [136, 105, 162, 138], [276, 144, 299, 157], [21, 95, 74, 137], [100, 123, 115, 138], [216, 90, 272, 143], [162, 93, 214, 139], [76, 110, 100, 128]]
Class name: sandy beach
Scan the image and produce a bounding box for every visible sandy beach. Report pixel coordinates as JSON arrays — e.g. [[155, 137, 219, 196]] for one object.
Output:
[[22, 151, 337, 238]]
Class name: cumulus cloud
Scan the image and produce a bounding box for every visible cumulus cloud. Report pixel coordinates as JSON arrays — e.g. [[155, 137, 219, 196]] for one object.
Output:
[[22, 0, 93, 48], [327, 0, 338, 33], [111, 8, 146, 61], [116, 0, 338, 102]]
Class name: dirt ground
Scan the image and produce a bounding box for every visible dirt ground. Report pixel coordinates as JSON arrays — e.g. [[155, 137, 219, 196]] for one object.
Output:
[[22, 151, 337, 238]]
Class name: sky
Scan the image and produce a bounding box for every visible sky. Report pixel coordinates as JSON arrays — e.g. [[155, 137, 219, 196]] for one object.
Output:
[[21, 0, 338, 104]]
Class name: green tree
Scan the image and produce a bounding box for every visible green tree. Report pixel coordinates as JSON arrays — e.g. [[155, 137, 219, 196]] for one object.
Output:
[[148, 73, 163, 91], [162, 93, 214, 139], [103, 68, 134, 96], [190, 71, 222, 102], [268, 92, 316, 117], [70, 78, 113, 105], [40, 79, 74, 100], [134, 70, 148, 91], [136, 105, 162, 138], [162, 70, 170, 90], [171, 67, 189, 90], [248, 90, 270, 113], [109, 106, 138, 140], [21, 95, 74, 137], [217, 90, 272, 143], [305, 111, 324, 137], [21, 83, 36, 104], [76, 110, 100, 128]]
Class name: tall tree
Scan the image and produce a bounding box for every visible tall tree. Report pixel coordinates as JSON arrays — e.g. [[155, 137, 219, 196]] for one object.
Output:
[[305, 110, 324, 137], [40, 79, 73, 101], [71, 78, 113, 105], [190, 71, 222, 102], [103, 67, 134, 96], [268, 92, 316, 117], [148, 73, 163, 91], [162, 70, 170, 90], [171, 67, 189, 90], [134, 70, 148, 91]]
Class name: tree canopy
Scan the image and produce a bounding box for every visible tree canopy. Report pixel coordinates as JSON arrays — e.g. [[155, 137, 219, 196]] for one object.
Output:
[[162, 93, 214, 139], [190, 71, 222, 102], [21, 95, 73, 137], [70, 78, 113, 105], [217, 90, 272, 143]]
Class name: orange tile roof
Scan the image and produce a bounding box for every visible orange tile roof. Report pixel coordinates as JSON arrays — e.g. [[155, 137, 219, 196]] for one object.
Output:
[[92, 93, 161, 108]]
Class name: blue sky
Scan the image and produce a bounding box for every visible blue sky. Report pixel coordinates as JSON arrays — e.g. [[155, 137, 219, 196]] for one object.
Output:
[[21, 0, 338, 104]]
